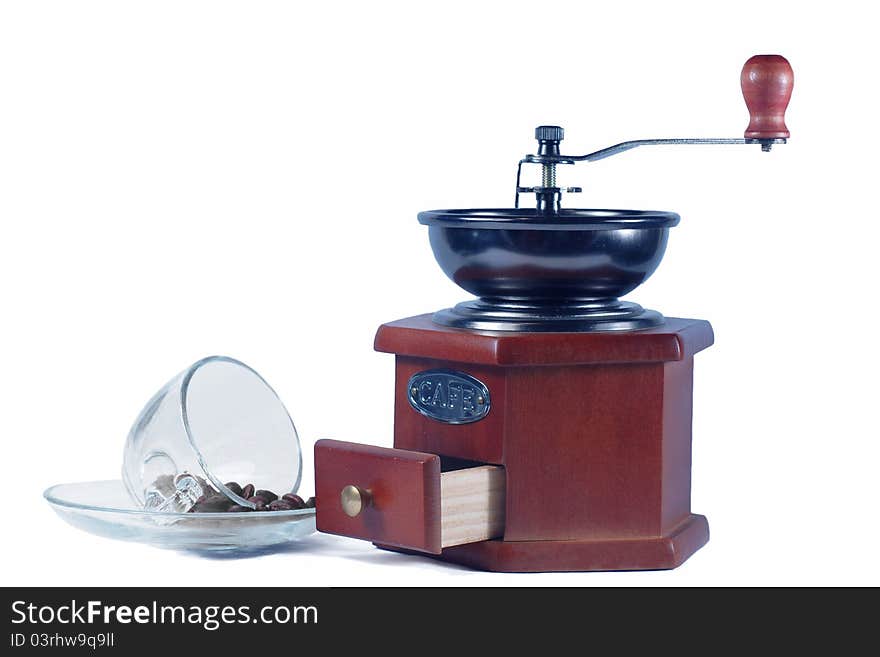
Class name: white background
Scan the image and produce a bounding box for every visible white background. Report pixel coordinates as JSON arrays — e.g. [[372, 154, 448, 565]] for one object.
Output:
[[1, 1, 877, 587]]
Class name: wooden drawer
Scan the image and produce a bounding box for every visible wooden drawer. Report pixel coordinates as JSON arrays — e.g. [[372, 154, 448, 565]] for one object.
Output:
[[315, 439, 505, 554]]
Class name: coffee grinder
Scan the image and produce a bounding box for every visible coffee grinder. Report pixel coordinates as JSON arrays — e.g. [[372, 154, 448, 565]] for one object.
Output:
[[314, 55, 793, 571]]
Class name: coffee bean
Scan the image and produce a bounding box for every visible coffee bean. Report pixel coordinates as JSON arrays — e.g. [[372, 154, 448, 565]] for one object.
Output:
[[197, 494, 231, 512], [255, 489, 278, 503], [194, 477, 217, 498], [281, 494, 305, 509], [152, 474, 314, 514]]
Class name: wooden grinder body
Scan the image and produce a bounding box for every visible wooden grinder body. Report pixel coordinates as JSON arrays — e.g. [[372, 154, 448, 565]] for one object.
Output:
[[371, 314, 713, 572]]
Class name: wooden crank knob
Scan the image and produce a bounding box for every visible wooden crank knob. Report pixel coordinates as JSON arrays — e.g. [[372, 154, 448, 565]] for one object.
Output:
[[741, 54, 793, 139]]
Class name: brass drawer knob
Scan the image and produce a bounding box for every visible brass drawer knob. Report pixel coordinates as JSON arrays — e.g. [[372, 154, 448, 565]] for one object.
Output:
[[340, 485, 370, 517]]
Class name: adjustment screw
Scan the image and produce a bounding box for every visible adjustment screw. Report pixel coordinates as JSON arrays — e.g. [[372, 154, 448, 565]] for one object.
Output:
[[535, 125, 564, 142]]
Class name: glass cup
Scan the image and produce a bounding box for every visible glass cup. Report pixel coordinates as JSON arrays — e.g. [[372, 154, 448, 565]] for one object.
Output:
[[122, 356, 301, 513]]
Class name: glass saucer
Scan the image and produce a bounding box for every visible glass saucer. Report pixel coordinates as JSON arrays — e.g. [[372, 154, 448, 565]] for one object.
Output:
[[45, 480, 316, 552]]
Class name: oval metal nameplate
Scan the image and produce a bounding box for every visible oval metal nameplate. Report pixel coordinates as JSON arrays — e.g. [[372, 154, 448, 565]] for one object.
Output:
[[407, 369, 490, 424]]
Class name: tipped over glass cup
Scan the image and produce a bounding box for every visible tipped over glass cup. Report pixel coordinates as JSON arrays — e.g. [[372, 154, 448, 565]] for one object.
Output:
[[123, 356, 302, 513]]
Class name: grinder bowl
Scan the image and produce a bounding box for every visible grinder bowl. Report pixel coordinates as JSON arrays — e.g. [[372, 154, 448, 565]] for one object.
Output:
[[419, 208, 679, 332]]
